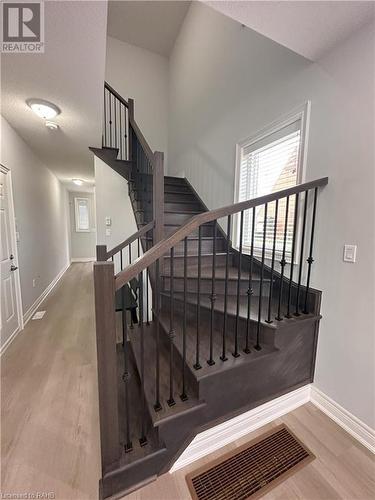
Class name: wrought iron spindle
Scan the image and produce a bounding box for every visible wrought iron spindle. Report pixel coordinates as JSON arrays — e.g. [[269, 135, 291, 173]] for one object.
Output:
[[304, 187, 318, 314], [255, 203, 268, 350], [138, 270, 147, 446], [124, 107, 128, 159], [276, 196, 290, 321], [221, 215, 231, 362], [244, 207, 255, 353], [295, 190, 309, 315], [286, 193, 299, 318], [114, 98, 117, 148], [154, 259, 162, 411], [104, 87, 107, 147], [194, 226, 202, 370], [233, 211, 244, 358], [146, 232, 150, 325], [266, 199, 279, 323], [121, 286, 132, 452], [120, 249, 123, 271], [119, 102, 122, 159], [208, 222, 216, 366], [109, 92, 112, 147], [167, 248, 175, 406], [129, 243, 133, 329], [181, 237, 188, 400]]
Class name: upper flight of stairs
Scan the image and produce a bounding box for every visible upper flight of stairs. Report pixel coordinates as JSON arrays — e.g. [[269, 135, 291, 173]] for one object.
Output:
[[92, 145, 323, 499]]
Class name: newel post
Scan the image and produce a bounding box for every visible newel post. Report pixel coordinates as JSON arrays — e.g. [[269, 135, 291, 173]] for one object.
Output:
[[153, 151, 164, 243], [96, 245, 107, 262], [93, 261, 120, 472]]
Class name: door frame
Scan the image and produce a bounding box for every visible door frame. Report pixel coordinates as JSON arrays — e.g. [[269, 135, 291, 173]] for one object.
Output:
[[1, 163, 24, 337]]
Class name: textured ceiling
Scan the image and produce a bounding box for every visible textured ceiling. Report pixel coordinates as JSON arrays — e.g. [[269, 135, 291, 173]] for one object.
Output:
[[107, 0, 191, 56], [205, 1, 375, 61], [1, 0, 108, 188]]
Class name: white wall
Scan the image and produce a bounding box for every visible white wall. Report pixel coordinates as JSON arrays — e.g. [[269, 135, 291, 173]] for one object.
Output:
[[1, 116, 70, 320], [68, 191, 96, 261], [106, 36, 169, 168], [168, 4, 375, 427], [95, 156, 138, 269]]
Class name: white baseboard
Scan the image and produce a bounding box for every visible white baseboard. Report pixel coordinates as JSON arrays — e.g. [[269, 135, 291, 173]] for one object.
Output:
[[70, 257, 95, 263], [0, 326, 21, 356], [23, 262, 70, 326], [310, 386, 375, 454], [170, 385, 311, 472]]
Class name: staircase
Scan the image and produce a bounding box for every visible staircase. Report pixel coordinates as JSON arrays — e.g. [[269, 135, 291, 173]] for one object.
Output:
[[91, 83, 328, 499]]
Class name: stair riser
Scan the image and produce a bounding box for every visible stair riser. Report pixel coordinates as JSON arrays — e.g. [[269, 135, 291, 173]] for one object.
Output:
[[163, 253, 232, 272], [164, 192, 197, 202], [161, 295, 276, 347], [166, 238, 227, 255], [137, 212, 200, 225], [164, 225, 214, 237], [161, 277, 270, 296]]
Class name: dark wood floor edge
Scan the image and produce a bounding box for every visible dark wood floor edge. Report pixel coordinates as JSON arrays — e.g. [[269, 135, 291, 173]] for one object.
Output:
[[185, 423, 315, 500]]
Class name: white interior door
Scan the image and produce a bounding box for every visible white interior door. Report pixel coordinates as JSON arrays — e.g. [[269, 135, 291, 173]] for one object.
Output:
[[0, 167, 21, 350]]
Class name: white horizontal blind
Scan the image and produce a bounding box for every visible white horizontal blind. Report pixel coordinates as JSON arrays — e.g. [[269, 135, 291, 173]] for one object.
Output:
[[238, 121, 301, 257]]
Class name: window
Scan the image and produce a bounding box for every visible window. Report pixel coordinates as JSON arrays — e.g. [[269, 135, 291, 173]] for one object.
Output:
[[235, 104, 310, 259], [75, 197, 90, 232]]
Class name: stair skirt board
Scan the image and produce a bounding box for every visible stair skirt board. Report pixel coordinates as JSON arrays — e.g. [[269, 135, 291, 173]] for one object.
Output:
[[170, 384, 311, 472], [186, 424, 314, 500]]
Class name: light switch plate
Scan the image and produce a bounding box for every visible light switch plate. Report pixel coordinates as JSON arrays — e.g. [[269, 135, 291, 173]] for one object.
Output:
[[343, 244, 357, 263], [105, 216, 112, 226]]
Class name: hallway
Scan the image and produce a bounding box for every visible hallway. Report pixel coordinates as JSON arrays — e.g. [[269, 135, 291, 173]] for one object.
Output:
[[1, 263, 100, 500], [1, 263, 374, 500]]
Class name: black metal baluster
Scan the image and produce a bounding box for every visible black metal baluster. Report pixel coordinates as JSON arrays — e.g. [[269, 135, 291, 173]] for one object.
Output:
[[180, 237, 188, 400], [295, 191, 309, 315], [167, 248, 175, 406], [114, 97, 117, 149], [119, 103, 123, 160], [124, 107, 128, 160], [154, 259, 162, 411], [120, 249, 123, 271], [244, 207, 255, 353], [221, 215, 231, 362], [138, 269, 147, 446], [129, 243, 134, 329], [121, 285, 132, 452], [194, 226, 202, 370], [286, 193, 299, 318], [255, 203, 268, 350], [146, 231, 150, 325], [276, 196, 290, 321], [233, 211, 244, 358], [304, 187, 318, 314], [208, 222, 217, 366], [104, 87, 107, 147], [109, 92, 112, 147], [266, 199, 279, 323]]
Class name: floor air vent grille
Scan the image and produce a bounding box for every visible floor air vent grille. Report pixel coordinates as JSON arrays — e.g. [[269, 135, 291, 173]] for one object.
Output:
[[186, 424, 314, 500]]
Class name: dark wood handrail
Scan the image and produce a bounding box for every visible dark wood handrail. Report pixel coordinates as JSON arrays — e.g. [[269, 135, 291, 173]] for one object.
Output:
[[114, 177, 328, 290], [98, 220, 155, 261], [105, 81, 129, 108]]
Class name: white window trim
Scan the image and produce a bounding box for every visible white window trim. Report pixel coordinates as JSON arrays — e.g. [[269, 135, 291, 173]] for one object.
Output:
[[233, 102, 311, 262], [74, 197, 91, 233]]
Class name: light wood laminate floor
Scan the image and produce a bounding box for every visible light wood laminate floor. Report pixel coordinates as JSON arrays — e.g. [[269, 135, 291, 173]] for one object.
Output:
[[1, 263, 374, 500]]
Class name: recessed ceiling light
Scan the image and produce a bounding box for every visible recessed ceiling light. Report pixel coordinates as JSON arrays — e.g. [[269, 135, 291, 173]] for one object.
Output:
[[72, 179, 84, 186], [27, 98, 61, 120], [45, 121, 59, 130]]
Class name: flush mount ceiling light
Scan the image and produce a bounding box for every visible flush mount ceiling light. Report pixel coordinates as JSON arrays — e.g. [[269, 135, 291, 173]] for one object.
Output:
[[72, 179, 84, 186], [45, 121, 59, 131], [27, 98, 61, 120]]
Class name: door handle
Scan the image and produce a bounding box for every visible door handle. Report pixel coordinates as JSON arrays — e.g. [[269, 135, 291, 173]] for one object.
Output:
[[10, 254, 14, 260], [10, 264, 18, 272]]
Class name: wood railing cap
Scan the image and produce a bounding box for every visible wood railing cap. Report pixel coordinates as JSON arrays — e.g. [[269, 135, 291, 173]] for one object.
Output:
[[114, 177, 328, 290]]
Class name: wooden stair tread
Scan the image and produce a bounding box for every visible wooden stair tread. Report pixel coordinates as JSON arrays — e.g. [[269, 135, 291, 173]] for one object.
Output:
[[129, 323, 205, 426], [158, 311, 277, 380]]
